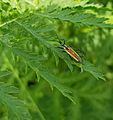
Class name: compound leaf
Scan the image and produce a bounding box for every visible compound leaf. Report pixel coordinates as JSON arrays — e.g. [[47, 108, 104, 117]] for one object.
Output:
[[0, 82, 31, 120]]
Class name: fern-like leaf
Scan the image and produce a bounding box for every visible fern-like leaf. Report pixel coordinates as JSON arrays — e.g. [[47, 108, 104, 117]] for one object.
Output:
[[40, 5, 113, 28], [12, 47, 76, 104], [0, 82, 31, 120], [0, 71, 12, 78], [82, 60, 105, 81], [39, 70, 76, 104]]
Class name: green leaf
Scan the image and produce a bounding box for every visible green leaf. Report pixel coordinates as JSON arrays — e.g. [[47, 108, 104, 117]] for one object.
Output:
[[82, 60, 105, 81], [0, 82, 31, 120], [39, 70, 76, 104], [12, 47, 47, 62], [41, 5, 113, 28], [12, 47, 76, 103], [52, 51, 59, 66], [52, 48, 74, 71], [29, 61, 76, 104], [0, 71, 12, 78]]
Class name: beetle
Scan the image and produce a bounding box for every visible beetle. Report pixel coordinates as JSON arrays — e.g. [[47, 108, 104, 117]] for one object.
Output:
[[58, 38, 82, 62]]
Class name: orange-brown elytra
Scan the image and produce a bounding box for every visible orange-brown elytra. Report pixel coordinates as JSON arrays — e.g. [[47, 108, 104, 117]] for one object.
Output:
[[64, 45, 81, 62], [58, 38, 82, 62], [55, 33, 81, 62]]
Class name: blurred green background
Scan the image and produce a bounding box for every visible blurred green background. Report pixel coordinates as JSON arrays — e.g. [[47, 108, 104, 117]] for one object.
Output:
[[0, 0, 113, 120]]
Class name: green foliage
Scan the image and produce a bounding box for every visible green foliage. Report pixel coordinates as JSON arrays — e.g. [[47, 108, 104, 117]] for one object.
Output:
[[0, 71, 12, 78], [82, 60, 105, 80], [0, 82, 31, 120], [13, 47, 76, 103], [0, 0, 113, 120], [42, 5, 113, 28]]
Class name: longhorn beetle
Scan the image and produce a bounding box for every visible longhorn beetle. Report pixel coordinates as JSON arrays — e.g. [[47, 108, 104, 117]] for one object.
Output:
[[56, 34, 82, 62]]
